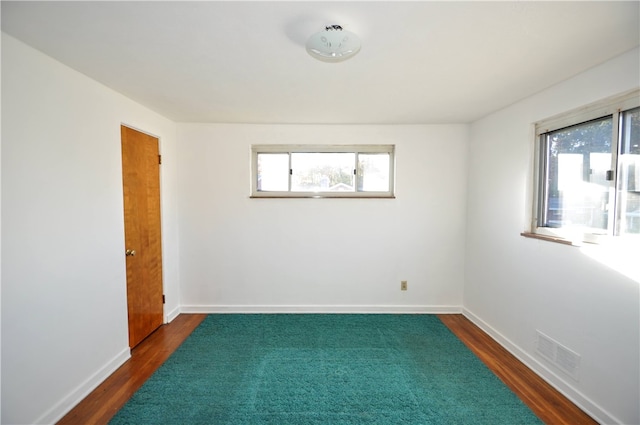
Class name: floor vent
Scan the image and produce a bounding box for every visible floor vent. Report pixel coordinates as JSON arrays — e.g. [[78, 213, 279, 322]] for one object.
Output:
[[535, 330, 581, 381]]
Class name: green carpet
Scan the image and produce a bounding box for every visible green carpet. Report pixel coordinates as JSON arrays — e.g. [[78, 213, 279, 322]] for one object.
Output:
[[110, 314, 543, 424]]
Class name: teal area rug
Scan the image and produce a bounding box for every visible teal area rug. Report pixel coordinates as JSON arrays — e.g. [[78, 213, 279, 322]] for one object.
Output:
[[110, 315, 542, 424]]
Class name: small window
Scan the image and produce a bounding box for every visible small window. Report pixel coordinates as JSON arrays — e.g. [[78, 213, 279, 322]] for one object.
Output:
[[251, 145, 395, 198], [532, 89, 639, 242]]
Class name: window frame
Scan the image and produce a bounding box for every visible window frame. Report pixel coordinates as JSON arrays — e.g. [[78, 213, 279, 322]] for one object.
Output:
[[530, 89, 640, 244], [250, 144, 395, 198]]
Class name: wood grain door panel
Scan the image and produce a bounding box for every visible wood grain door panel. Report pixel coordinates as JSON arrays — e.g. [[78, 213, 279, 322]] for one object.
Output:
[[121, 126, 164, 348]]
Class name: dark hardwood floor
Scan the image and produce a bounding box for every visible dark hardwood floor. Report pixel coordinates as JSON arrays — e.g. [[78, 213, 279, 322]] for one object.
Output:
[[438, 314, 597, 425], [57, 314, 207, 425], [57, 313, 597, 425]]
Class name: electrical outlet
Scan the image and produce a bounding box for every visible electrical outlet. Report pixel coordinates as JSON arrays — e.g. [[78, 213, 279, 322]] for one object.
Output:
[[401, 280, 408, 291]]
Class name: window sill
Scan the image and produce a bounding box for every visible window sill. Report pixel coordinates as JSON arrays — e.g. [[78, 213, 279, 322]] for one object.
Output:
[[520, 232, 576, 246], [250, 195, 396, 199]]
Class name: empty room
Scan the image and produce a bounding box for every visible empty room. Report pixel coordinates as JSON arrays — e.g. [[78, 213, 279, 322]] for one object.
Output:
[[1, 1, 639, 424]]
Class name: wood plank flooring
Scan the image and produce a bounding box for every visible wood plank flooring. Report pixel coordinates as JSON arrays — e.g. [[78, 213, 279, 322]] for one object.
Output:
[[57, 313, 596, 425], [57, 314, 207, 425], [438, 314, 597, 425]]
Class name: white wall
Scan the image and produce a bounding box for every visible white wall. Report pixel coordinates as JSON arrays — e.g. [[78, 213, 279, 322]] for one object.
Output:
[[465, 47, 640, 425], [1, 34, 179, 424], [176, 124, 468, 313], [0, 31, 4, 420]]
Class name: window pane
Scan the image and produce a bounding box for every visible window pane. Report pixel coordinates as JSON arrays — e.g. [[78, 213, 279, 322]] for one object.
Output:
[[257, 153, 289, 191], [291, 153, 355, 192], [618, 107, 640, 235], [543, 117, 613, 232], [358, 153, 390, 191]]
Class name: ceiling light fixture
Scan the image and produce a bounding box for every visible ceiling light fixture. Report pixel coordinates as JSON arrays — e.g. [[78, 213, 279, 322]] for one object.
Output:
[[306, 25, 361, 63]]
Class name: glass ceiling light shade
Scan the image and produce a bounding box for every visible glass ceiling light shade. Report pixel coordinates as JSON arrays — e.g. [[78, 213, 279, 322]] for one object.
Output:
[[306, 25, 361, 63]]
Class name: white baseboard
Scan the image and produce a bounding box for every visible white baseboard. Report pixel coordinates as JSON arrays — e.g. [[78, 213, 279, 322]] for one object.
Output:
[[462, 308, 620, 425], [180, 304, 462, 314], [36, 347, 131, 425], [165, 305, 181, 323]]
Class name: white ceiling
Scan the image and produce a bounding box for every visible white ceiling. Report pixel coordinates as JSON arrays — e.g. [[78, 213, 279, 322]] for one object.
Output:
[[2, 1, 639, 124]]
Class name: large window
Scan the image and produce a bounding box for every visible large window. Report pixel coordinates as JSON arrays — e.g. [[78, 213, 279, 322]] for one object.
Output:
[[532, 89, 639, 242], [251, 145, 395, 198]]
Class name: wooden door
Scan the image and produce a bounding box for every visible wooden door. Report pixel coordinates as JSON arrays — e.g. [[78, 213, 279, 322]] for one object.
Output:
[[121, 125, 164, 348]]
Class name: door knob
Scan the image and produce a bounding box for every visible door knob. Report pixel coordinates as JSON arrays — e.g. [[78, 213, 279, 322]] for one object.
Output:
[[125, 249, 137, 257]]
